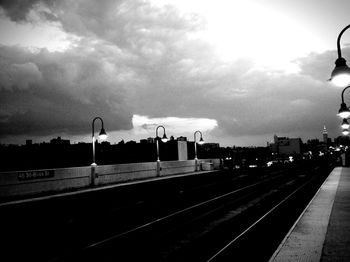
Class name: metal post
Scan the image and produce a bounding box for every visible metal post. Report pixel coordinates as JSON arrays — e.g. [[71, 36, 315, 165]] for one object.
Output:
[[92, 136, 96, 166], [156, 138, 160, 162]]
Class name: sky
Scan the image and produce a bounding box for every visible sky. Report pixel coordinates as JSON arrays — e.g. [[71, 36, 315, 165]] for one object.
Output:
[[1, 0, 350, 147]]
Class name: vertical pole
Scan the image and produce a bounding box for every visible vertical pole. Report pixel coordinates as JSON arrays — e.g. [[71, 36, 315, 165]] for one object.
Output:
[[195, 141, 198, 171], [92, 136, 96, 165], [156, 139, 160, 176], [156, 138, 160, 162], [91, 136, 96, 186]]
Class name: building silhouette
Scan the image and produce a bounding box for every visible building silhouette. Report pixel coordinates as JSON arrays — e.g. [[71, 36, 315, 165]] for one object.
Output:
[[270, 135, 302, 156]]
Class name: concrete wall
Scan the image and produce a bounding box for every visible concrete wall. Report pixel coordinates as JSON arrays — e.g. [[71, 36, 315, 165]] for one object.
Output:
[[0, 166, 91, 198], [160, 160, 195, 176], [95, 162, 157, 186], [0, 159, 221, 199]]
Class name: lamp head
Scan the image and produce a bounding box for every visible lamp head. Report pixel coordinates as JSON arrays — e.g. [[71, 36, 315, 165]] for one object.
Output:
[[161, 133, 168, 143], [198, 137, 204, 145], [341, 119, 350, 129], [98, 128, 108, 140], [342, 129, 349, 136], [338, 102, 350, 119], [331, 57, 350, 87]]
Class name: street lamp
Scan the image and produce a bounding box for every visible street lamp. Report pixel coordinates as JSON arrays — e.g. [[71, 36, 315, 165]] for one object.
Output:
[[91, 117, 107, 166], [194, 130, 204, 171], [341, 118, 350, 129], [338, 85, 350, 118], [155, 125, 168, 162], [330, 24, 350, 87]]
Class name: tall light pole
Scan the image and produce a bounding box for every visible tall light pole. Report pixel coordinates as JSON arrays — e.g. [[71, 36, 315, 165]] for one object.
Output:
[[155, 125, 167, 176], [156, 125, 168, 161], [194, 130, 204, 171], [330, 24, 350, 87], [91, 116, 107, 166]]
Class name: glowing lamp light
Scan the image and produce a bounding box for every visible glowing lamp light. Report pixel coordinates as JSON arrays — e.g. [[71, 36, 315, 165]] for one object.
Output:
[[342, 129, 349, 136], [338, 111, 350, 119], [331, 58, 350, 87], [198, 137, 205, 145], [341, 119, 350, 129], [338, 103, 350, 118], [161, 134, 168, 143], [98, 128, 108, 140]]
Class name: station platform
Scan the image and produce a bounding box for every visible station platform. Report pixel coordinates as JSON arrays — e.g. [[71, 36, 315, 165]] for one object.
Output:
[[269, 167, 350, 261]]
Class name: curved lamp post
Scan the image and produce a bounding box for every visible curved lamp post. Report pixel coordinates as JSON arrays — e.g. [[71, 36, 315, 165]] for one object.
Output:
[[194, 130, 204, 171], [91, 117, 107, 166], [338, 85, 350, 118], [330, 24, 350, 87], [155, 125, 168, 161]]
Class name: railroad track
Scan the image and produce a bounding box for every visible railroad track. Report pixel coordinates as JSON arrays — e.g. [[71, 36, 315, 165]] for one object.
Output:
[[51, 163, 332, 262]]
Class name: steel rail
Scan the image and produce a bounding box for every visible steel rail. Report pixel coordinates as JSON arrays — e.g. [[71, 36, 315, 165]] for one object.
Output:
[[206, 170, 321, 261]]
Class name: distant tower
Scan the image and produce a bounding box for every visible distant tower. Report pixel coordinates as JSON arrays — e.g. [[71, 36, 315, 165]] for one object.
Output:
[[323, 125, 328, 144]]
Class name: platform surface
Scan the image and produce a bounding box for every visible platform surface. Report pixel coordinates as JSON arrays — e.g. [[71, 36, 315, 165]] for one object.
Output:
[[269, 167, 350, 261]]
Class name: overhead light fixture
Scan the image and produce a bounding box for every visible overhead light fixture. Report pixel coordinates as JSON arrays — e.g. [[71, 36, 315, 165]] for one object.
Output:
[[342, 129, 349, 136], [330, 25, 350, 87], [341, 119, 350, 129], [338, 102, 350, 118]]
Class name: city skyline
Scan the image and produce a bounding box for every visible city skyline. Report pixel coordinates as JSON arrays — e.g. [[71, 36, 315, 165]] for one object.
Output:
[[1, 0, 350, 147], [3, 128, 334, 148]]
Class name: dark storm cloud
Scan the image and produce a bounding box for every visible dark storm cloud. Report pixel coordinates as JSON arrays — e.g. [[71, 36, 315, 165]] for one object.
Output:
[[0, 89, 131, 136], [0, 0, 56, 21], [0, 0, 39, 21], [0, 45, 133, 137]]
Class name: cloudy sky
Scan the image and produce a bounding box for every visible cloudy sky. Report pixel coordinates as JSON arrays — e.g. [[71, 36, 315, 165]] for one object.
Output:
[[1, 0, 350, 146]]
